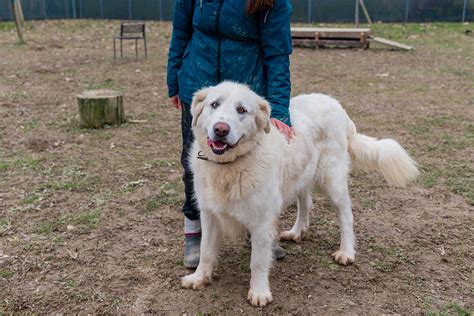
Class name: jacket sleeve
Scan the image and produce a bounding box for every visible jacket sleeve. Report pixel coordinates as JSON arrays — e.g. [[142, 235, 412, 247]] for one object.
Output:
[[167, 0, 194, 98], [260, 0, 293, 126]]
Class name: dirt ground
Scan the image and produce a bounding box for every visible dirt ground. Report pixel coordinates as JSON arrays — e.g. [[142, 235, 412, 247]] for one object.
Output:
[[0, 20, 472, 314]]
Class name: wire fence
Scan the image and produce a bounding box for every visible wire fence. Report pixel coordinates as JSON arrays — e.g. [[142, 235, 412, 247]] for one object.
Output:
[[1, 0, 472, 22]]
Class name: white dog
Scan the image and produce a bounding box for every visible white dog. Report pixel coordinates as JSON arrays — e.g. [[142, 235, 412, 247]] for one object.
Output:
[[181, 82, 419, 307]]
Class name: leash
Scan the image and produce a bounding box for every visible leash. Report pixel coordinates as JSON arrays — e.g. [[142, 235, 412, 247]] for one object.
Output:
[[196, 135, 252, 164], [196, 151, 235, 165]]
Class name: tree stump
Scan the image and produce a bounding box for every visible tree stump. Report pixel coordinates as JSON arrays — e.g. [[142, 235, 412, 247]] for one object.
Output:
[[77, 90, 125, 128]]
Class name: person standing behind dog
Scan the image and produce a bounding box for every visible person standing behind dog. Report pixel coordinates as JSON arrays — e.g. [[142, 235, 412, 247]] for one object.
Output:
[[167, 0, 293, 268]]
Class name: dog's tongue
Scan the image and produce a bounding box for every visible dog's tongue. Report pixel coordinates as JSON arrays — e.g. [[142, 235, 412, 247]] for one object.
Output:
[[207, 139, 227, 150]]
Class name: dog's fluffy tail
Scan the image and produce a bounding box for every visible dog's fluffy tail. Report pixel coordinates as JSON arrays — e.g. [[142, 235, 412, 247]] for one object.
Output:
[[347, 121, 419, 187]]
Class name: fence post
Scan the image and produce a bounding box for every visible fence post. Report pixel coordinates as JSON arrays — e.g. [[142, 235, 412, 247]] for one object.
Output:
[[308, 0, 311, 23], [404, 0, 410, 23], [12, 0, 25, 43], [159, 0, 163, 21], [42, 0, 47, 19], [64, 0, 69, 18], [129, 0, 132, 20], [72, 0, 76, 19], [462, 0, 467, 22], [17, 0, 24, 23], [7, 0, 13, 21], [313, 0, 316, 23], [355, 0, 359, 26], [100, 0, 103, 18], [79, 0, 83, 18]]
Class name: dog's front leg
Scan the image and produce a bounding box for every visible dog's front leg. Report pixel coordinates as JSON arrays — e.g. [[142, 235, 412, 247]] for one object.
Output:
[[181, 210, 219, 289], [247, 225, 274, 307]]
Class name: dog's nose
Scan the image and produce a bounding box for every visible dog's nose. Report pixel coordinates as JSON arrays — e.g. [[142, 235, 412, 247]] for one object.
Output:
[[213, 122, 230, 137]]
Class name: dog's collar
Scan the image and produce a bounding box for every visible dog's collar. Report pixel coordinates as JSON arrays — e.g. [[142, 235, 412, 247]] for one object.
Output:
[[197, 136, 245, 164], [197, 151, 236, 164]]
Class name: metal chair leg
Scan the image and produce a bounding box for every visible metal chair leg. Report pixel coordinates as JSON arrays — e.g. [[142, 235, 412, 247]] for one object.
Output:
[[135, 39, 138, 60], [113, 38, 116, 59], [120, 39, 123, 58], [144, 36, 147, 58]]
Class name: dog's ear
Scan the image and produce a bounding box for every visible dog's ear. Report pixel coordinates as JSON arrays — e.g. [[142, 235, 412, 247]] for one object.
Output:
[[191, 87, 209, 127], [255, 97, 271, 134]]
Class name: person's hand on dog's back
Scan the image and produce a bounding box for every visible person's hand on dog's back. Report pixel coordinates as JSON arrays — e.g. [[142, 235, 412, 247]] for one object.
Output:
[[271, 118, 294, 142], [170, 95, 182, 109]]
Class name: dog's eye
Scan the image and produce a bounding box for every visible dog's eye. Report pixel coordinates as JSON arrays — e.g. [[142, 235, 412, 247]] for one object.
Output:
[[237, 106, 247, 114], [210, 101, 219, 109]]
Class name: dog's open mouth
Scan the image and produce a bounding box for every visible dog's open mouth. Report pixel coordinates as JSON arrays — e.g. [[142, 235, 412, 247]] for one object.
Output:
[[207, 138, 239, 155]]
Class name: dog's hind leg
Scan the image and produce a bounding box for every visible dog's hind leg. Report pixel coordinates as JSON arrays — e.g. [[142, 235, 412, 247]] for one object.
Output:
[[182, 211, 220, 289], [280, 187, 312, 243], [247, 224, 274, 307], [323, 162, 356, 266]]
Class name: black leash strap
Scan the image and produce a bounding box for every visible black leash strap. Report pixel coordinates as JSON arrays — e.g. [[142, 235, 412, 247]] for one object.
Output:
[[196, 151, 234, 165]]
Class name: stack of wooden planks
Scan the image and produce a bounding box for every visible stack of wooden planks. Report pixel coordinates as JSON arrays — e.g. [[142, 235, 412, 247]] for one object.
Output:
[[292, 27, 414, 50], [292, 27, 372, 49]]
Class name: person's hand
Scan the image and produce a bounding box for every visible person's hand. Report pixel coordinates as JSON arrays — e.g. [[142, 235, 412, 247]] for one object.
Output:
[[170, 95, 182, 109], [271, 118, 294, 142]]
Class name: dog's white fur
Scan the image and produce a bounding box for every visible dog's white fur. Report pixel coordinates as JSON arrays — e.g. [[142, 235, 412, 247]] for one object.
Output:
[[181, 82, 419, 307]]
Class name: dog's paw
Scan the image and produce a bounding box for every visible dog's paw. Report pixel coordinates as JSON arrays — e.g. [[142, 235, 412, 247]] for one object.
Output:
[[332, 250, 355, 266], [280, 229, 304, 243], [247, 288, 273, 307], [181, 273, 210, 289]]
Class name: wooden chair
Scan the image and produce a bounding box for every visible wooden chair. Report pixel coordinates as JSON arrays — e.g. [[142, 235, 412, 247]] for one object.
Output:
[[114, 22, 147, 60]]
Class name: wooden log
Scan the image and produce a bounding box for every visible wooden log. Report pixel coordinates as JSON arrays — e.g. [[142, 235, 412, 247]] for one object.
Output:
[[359, 0, 373, 24], [12, 0, 25, 44], [17, 0, 25, 24], [77, 90, 125, 128]]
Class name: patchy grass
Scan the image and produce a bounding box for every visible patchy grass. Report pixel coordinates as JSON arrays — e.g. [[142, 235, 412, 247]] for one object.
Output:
[[40, 180, 85, 191], [427, 301, 471, 316], [421, 167, 442, 188], [0, 269, 14, 279], [407, 113, 472, 204], [369, 23, 473, 52], [57, 275, 77, 289], [309, 23, 472, 51], [420, 163, 473, 205], [36, 210, 101, 235], [0, 22, 16, 31], [408, 115, 453, 138], [370, 23, 467, 40], [368, 245, 414, 273], [85, 79, 120, 91], [444, 162, 474, 205], [0, 219, 12, 235], [0, 156, 43, 172], [73, 209, 101, 229], [145, 196, 160, 212], [21, 193, 42, 205], [36, 221, 55, 235]]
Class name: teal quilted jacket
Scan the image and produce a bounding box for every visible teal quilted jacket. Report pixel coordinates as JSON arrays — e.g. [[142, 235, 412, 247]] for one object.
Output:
[[167, 0, 293, 125]]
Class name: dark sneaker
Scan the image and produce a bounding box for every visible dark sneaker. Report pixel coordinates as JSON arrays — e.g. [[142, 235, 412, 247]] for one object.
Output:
[[184, 234, 201, 269], [245, 237, 286, 260], [272, 241, 286, 260]]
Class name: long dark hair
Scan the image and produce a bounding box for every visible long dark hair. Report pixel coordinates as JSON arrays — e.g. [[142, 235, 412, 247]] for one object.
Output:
[[246, 0, 274, 15]]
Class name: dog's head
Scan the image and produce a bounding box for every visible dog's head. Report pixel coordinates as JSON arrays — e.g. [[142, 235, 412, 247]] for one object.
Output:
[[191, 82, 271, 159]]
